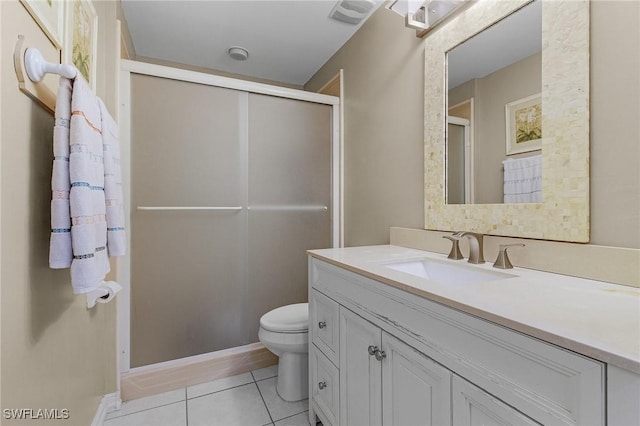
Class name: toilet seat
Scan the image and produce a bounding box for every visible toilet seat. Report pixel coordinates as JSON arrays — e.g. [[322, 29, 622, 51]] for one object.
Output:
[[260, 303, 308, 333]]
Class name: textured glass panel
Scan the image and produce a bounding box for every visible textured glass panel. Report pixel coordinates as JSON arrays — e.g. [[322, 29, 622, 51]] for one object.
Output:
[[131, 211, 246, 367], [129, 79, 332, 367], [246, 211, 330, 342], [248, 94, 332, 205], [131, 74, 241, 207], [247, 94, 332, 342], [130, 75, 245, 367]]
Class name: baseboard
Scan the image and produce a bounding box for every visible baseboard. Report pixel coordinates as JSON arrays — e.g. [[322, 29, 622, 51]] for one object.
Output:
[[91, 392, 121, 426], [120, 342, 277, 401]]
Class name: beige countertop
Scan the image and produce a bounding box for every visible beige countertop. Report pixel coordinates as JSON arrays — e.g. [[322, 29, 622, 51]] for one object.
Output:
[[308, 245, 640, 374]]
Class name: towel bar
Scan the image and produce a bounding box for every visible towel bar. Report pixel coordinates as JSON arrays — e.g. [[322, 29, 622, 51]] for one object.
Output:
[[136, 206, 328, 212], [248, 205, 328, 212], [137, 206, 243, 211]]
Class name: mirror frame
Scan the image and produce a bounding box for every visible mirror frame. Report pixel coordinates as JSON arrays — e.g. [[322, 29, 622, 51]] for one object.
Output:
[[424, 0, 590, 242]]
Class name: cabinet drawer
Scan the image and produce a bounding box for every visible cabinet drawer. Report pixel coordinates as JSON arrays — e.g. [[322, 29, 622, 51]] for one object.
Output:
[[311, 345, 339, 426], [310, 289, 339, 365]]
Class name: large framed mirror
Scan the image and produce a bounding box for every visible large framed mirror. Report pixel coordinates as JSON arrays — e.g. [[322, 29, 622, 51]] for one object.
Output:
[[424, 0, 590, 242]]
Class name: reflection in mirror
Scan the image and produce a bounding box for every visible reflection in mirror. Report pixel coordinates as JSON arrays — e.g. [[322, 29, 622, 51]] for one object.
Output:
[[446, 0, 541, 204]]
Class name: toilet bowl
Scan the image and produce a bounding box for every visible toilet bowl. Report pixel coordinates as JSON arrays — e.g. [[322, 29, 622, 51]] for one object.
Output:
[[258, 303, 309, 402]]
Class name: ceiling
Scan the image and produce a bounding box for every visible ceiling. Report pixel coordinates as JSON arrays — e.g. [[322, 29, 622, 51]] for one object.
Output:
[[122, 0, 384, 86]]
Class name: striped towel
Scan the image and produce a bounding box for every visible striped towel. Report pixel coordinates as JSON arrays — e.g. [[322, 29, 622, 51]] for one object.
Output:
[[49, 78, 73, 268], [99, 100, 126, 256], [49, 75, 126, 294]]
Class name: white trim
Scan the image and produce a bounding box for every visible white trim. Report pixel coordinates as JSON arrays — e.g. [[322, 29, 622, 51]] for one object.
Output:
[[468, 98, 475, 203], [332, 102, 341, 248], [0, 2, 3, 387], [447, 116, 472, 204], [91, 392, 121, 426], [338, 69, 345, 247], [117, 68, 132, 374], [113, 20, 123, 384], [121, 59, 339, 106], [323, 68, 345, 247]]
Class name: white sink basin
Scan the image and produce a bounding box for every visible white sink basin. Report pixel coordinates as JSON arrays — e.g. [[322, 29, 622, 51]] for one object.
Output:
[[382, 258, 514, 284]]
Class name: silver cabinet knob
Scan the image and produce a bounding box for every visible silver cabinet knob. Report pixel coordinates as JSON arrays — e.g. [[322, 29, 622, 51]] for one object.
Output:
[[368, 345, 378, 356], [374, 349, 387, 361], [318, 381, 327, 390], [318, 321, 327, 329]]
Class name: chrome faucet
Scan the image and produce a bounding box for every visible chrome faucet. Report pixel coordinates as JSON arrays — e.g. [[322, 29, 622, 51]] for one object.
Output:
[[454, 232, 485, 264]]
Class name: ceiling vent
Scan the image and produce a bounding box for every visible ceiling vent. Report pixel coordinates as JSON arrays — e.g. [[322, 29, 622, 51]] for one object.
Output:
[[329, 0, 375, 25]]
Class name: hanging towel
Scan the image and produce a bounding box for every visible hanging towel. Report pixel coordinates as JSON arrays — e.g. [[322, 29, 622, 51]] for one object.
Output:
[[49, 75, 125, 294], [49, 78, 73, 268], [99, 100, 126, 256], [503, 154, 542, 203]]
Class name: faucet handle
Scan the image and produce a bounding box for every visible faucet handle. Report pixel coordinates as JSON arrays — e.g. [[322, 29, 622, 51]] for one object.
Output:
[[493, 244, 525, 269], [443, 235, 464, 260]]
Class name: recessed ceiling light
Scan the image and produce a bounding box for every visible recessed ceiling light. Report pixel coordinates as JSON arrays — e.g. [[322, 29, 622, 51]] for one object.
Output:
[[228, 46, 249, 61]]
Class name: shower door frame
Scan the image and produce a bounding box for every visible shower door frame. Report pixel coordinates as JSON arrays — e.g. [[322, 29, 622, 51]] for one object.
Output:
[[117, 59, 342, 375]]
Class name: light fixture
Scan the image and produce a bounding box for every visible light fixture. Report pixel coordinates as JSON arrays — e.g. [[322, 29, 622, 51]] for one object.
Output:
[[228, 46, 249, 61], [386, 0, 425, 17], [386, 0, 468, 35]]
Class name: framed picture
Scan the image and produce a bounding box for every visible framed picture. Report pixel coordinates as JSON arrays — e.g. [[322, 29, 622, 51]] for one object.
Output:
[[505, 93, 542, 155], [20, 0, 64, 48], [64, 0, 98, 90]]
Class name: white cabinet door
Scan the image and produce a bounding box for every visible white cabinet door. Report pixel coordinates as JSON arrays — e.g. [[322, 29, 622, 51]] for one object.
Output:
[[339, 307, 382, 426], [382, 332, 452, 426], [452, 375, 541, 426]]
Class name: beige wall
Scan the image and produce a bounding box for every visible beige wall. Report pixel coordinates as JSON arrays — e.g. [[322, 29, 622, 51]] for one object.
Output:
[[590, 0, 640, 248], [116, 1, 136, 60], [305, 9, 425, 246], [1, 1, 120, 424], [306, 2, 640, 249]]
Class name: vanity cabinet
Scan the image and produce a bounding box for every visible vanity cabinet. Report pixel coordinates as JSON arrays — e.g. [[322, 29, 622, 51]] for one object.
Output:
[[310, 299, 452, 426], [308, 257, 606, 426], [339, 307, 451, 426]]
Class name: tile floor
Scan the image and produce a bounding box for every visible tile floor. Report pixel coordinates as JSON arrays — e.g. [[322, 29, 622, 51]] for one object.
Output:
[[105, 365, 313, 426]]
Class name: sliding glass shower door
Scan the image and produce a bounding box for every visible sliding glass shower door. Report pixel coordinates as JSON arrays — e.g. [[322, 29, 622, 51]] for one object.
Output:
[[129, 73, 332, 368]]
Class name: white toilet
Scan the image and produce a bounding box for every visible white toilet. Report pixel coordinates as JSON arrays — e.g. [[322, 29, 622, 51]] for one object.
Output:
[[258, 303, 309, 402]]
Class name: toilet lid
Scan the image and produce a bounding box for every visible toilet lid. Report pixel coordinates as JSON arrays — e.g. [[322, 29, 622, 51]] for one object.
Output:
[[260, 303, 308, 333]]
